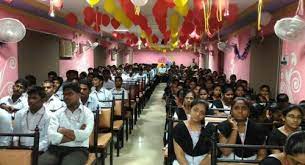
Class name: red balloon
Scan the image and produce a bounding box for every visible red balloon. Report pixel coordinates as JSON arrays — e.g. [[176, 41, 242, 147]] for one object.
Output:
[[83, 7, 95, 18], [111, 18, 120, 29], [182, 22, 195, 35], [65, 12, 78, 27], [84, 16, 94, 26], [225, 4, 239, 24], [152, 34, 158, 43], [102, 14, 110, 26]]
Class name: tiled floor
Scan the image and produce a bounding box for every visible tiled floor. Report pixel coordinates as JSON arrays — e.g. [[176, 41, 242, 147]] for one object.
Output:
[[106, 83, 166, 165]]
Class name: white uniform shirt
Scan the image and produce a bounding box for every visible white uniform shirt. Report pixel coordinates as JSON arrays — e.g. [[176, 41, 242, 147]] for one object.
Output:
[[0, 108, 12, 146], [82, 95, 101, 112], [90, 87, 113, 108], [0, 95, 28, 111], [44, 95, 65, 112], [48, 104, 94, 148], [110, 88, 128, 100], [14, 106, 52, 151]]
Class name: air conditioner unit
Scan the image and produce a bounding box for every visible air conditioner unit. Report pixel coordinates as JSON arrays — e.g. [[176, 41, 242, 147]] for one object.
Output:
[[59, 39, 73, 58]]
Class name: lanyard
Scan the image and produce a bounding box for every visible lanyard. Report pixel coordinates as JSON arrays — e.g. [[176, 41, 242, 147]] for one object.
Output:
[[26, 110, 44, 131]]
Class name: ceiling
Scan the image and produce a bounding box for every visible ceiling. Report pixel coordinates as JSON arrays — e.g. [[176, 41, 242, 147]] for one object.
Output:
[[35, 0, 258, 39]]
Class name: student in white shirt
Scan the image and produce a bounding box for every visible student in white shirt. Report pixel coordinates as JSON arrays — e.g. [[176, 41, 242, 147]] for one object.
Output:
[[0, 108, 12, 146], [0, 79, 28, 113], [42, 80, 65, 112], [38, 82, 94, 165], [91, 74, 113, 108], [102, 69, 115, 90], [14, 86, 52, 152], [110, 76, 128, 100], [53, 76, 64, 101], [79, 79, 101, 111]]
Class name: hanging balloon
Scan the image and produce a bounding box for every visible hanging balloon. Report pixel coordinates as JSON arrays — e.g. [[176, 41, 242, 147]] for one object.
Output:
[[86, 0, 100, 7], [152, 34, 159, 43], [225, 4, 239, 24], [84, 17, 94, 27], [131, 0, 149, 15], [65, 13, 78, 27], [261, 12, 272, 26], [102, 14, 110, 26], [83, 7, 95, 18], [174, 0, 188, 7], [175, 5, 189, 16], [104, 0, 117, 14], [163, 0, 175, 8], [111, 18, 120, 29]]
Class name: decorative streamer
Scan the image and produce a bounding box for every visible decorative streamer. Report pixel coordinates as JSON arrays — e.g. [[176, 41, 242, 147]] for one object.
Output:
[[296, 0, 304, 16], [202, 0, 213, 35], [216, 0, 223, 22], [234, 39, 252, 60], [224, 0, 230, 16], [257, 0, 263, 31]]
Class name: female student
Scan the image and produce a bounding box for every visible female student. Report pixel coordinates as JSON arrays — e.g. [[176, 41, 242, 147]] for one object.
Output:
[[260, 131, 305, 165], [267, 105, 303, 154], [173, 99, 211, 165]]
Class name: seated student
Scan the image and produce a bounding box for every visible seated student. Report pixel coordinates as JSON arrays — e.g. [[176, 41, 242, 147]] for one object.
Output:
[[198, 88, 210, 102], [256, 85, 275, 104], [210, 87, 234, 115], [0, 79, 28, 113], [211, 85, 222, 101], [0, 108, 12, 146], [90, 74, 113, 108], [14, 86, 52, 152], [277, 93, 290, 111], [110, 76, 128, 100], [267, 105, 303, 154], [218, 97, 267, 160], [53, 76, 64, 101], [173, 99, 211, 165], [38, 83, 94, 165], [260, 131, 305, 165], [79, 79, 100, 111], [43, 80, 65, 112], [173, 91, 195, 121], [235, 85, 246, 97], [102, 69, 115, 90]]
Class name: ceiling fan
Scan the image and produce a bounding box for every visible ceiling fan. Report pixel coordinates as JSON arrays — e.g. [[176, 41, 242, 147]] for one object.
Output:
[[0, 18, 26, 43], [274, 0, 305, 41]]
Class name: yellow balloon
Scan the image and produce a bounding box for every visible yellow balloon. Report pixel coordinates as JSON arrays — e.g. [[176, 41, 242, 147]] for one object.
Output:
[[87, 0, 100, 7], [175, 5, 189, 16], [104, 0, 116, 14], [174, 0, 188, 7]]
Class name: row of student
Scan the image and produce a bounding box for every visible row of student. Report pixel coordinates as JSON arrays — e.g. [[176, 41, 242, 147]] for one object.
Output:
[[171, 97, 305, 164], [0, 62, 160, 115], [0, 83, 93, 164]]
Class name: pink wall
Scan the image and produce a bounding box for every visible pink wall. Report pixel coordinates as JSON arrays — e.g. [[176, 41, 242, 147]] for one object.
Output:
[[223, 27, 252, 81], [279, 40, 305, 103], [0, 5, 95, 90], [133, 50, 199, 66], [0, 43, 18, 97]]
